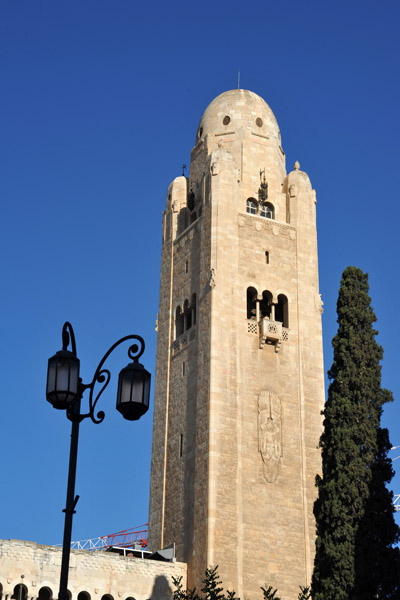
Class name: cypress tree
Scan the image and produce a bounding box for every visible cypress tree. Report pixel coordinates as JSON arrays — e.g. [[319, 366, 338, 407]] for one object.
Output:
[[312, 266, 400, 600]]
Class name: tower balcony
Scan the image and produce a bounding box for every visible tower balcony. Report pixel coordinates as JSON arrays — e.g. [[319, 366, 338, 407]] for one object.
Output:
[[259, 318, 283, 352]]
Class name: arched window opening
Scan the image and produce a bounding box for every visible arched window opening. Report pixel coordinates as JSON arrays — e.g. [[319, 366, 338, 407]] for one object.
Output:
[[11, 585, 28, 600], [184, 299, 192, 330], [176, 306, 184, 338], [260, 290, 273, 319], [246, 198, 257, 215], [260, 202, 275, 219], [178, 207, 190, 234], [38, 588, 53, 600], [101, 595, 114, 600], [275, 294, 289, 328], [78, 593, 91, 600], [247, 287, 258, 320], [191, 294, 197, 326], [0, 583, 3, 600]]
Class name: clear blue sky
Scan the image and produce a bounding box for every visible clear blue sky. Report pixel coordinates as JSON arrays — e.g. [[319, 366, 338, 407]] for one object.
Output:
[[1, 0, 400, 546]]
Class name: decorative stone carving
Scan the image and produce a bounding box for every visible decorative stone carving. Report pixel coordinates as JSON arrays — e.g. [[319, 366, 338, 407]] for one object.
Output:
[[209, 268, 216, 288], [258, 391, 282, 483]]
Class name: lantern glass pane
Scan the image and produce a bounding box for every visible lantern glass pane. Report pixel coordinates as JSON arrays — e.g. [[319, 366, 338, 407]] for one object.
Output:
[[69, 361, 79, 394], [130, 374, 145, 404], [56, 358, 71, 392], [143, 374, 150, 407], [47, 359, 57, 395], [120, 372, 134, 404]]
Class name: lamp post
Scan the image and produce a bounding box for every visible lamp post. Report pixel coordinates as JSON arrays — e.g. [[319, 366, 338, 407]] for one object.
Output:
[[46, 322, 151, 600]]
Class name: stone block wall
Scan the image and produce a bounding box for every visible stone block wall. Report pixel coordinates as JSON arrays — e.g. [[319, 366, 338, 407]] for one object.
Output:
[[0, 539, 186, 600]]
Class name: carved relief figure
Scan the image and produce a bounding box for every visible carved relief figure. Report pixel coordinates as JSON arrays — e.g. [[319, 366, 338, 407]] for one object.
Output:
[[258, 391, 282, 483]]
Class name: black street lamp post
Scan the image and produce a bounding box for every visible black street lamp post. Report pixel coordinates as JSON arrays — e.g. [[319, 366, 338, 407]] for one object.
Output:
[[46, 322, 151, 600]]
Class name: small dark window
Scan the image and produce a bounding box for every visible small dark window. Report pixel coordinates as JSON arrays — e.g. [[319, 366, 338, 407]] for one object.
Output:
[[260, 202, 274, 219], [260, 290, 273, 319], [256, 118, 263, 127], [179, 434, 183, 457], [182, 362, 186, 376], [176, 306, 184, 338], [184, 299, 192, 330], [185, 260, 188, 273], [246, 198, 257, 215], [247, 287, 258, 320], [39, 588, 53, 600], [191, 293, 197, 326], [78, 593, 91, 600], [265, 251, 270, 264], [223, 116, 231, 125], [12, 586, 28, 600], [275, 294, 289, 328]]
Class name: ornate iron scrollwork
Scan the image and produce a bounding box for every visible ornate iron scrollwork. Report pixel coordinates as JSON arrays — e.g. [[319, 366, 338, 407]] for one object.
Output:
[[60, 322, 145, 425], [258, 169, 268, 204]]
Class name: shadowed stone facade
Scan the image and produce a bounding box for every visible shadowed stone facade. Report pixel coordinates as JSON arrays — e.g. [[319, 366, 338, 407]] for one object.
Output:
[[148, 89, 325, 600]]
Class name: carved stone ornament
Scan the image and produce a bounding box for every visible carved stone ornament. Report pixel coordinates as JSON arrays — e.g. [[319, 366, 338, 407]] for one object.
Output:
[[258, 391, 282, 483], [209, 268, 216, 288]]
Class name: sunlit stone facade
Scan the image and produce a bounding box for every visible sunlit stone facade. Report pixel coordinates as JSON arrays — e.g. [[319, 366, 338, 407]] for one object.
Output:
[[148, 89, 325, 600]]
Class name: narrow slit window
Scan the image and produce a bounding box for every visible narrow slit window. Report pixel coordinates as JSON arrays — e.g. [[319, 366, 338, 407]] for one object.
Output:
[[182, 362, 186, 376], [179, 434, 183, 458], [265, 251, 270, 264]]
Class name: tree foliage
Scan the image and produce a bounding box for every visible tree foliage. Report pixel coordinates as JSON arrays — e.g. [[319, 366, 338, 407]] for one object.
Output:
[[312, 266, 400, 600], [297, 586, 311, 600], [173, 567, 237, 600], [260, 585, 280, 600]]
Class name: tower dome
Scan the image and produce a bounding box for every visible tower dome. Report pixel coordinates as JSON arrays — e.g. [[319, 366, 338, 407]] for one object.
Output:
[[195, 89, 280, 144]]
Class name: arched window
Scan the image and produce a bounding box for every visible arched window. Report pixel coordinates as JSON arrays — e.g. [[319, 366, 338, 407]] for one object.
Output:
[[38, 588, 53, 600], [0, 583, 3, 600], [260, 290, 273, 319], [275, 294, 289, 328], [191, 294, 197, 326], [11, 585, 28, 600], [247, 287, 257, 320], [101, 596, 114, 600], [178, 207, 190, 234], [78, 593, 91, 600], [246, 198, 257, 215], [184, 299, 192, 330], [260, 202, 275, 219], [175, 306, 184, 338]]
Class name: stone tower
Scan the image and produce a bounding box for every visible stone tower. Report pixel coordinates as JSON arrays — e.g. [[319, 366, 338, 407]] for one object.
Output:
[[148, 90, 325, 600]]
